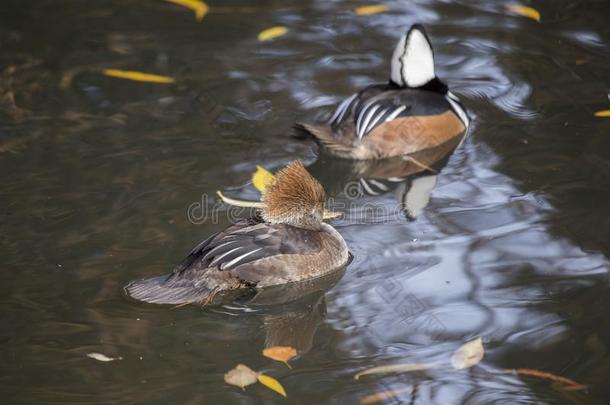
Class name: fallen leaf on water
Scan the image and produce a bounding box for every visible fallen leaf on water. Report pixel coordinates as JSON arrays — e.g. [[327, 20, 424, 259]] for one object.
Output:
[[257, 374, 287, 397], [224, 364, 259, 390], [258, 26, 288, 42], [102, 69, 175, 84], [263, 346, 297, 368], [354, 363, 435, 380], [355, 5, 390, 16], [451, 337, 484, 369], [164, 0, 209, 21], [252, 165, 274, 192], [594, 110, 610, 117], [86, 352, 122, 362], [506, 4, 541, 22], [360, 388, 412, 404], [505, 368, 587, 390]]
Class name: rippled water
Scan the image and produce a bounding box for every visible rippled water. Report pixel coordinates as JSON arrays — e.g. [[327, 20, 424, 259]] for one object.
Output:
[[2, 1, 610, 404]]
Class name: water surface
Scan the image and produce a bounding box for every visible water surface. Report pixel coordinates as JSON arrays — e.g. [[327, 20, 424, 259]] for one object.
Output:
[[2, 1, 610, 404]]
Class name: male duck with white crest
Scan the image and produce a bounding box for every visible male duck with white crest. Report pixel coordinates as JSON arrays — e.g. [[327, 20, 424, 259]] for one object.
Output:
[[125, 161, 349, 306], [295, 24, 470, 160]]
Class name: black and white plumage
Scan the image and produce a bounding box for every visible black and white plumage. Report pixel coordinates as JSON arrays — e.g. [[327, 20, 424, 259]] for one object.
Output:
[[295, 24, 470, 160]]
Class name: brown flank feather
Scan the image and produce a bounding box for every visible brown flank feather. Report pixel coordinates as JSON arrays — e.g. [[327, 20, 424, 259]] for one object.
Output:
[[261, 161, 326, 226]]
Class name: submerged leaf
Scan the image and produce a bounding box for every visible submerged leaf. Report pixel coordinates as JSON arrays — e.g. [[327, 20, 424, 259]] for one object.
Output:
[[506, 4, 541, 22], [451, 337, 484, 369], [258, 26, 288, 42], [355, 5, 390, 16], [360, 388, 412, 405], [252, 166, 274, 192], [86, 352, 122, 362], [263, 346, 297, 368], [102, 69, 175, 84], [164, 0, 209, 21], [257, 374, 287, 397], [354, 363, 435, 380], [224, 364, 259, 390], [594, 110, 610, 117]]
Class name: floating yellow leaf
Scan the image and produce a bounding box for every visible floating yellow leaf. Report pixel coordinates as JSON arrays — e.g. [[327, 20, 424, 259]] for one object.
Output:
[[451, 337, 484, 369], [258, 26, 288, 42], [252, 166, 274, 193], [354, 363, 435, 380], [257, 374, 287, 397], [164, 0, 209, 21], [102, 69, 175, 84], [355, 5, 390, 16], [594, 110, 610, 117], [506, 4, 541, 22], [263, 346, 297, 368], [360, 388, 412, 405], [224, 364, 258, 390]]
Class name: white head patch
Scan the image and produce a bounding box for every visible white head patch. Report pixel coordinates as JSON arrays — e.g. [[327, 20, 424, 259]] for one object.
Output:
[[390, 26, 435, 88]]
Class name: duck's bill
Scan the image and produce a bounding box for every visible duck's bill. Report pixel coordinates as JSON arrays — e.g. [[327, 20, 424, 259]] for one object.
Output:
[[323, 210, 343, 219], [217, 191, 343, 220]]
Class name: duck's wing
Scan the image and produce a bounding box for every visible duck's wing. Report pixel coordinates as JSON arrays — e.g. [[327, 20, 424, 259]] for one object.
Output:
[[125, 220, 322, 305], [174, 220, 322, 274]]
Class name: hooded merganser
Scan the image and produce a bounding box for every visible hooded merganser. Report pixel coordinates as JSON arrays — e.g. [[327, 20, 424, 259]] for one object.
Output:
[[125, 161, 349, 305], [295, 24, 470, 160]]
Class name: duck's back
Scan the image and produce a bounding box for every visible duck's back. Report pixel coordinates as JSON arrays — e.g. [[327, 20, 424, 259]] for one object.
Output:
[[323, 84, 466, 159], [125, 218, 348, 305]]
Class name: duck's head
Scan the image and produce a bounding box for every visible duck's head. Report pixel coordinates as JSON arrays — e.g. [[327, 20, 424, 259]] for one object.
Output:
[[261, 161, 327, 230], [390, 24, 445, 90]]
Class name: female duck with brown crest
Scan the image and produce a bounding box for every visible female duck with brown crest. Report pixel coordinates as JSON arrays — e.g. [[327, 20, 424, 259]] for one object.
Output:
[[295, 24, 470, 160], [125, 161, 349, 305]]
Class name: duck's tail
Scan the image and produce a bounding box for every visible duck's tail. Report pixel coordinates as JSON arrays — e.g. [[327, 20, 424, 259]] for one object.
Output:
[[293, 122, 353, 158], [124, 274, 218, 306]]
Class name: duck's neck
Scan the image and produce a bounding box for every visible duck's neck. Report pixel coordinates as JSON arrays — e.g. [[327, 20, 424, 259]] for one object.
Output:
[[388, 77, 448, 94]]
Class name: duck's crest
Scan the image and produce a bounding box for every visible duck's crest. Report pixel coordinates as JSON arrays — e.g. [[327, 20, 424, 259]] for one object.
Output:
[[390, 24, 435, 88], [261, 161, 326, 227]]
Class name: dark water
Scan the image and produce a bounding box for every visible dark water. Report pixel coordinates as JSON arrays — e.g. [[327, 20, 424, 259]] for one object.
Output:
[[2, 0, 610, 404]]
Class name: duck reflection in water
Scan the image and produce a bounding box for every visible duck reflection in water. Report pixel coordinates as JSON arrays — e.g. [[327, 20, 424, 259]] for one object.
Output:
[[308, 134, 463, 220], [232, 268, 345, 354]]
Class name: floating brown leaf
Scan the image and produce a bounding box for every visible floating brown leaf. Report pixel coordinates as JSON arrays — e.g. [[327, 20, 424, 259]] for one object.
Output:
[[505, 368, 587, 390], [360, 388, 412, 404], [451, 337, 484, 369], [224, 364, 258, 390], [262, 346, 297, 368], [354, 363, 435, 380], [257, 374, 287, 397]]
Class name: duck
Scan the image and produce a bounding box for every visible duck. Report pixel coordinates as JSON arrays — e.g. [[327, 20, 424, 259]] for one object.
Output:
[[125, 161, 350, 305], [295, 24, 470, 160]]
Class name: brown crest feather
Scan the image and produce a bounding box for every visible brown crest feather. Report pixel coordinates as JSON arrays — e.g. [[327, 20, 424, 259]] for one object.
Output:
[[261, 161, 326, 227]]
